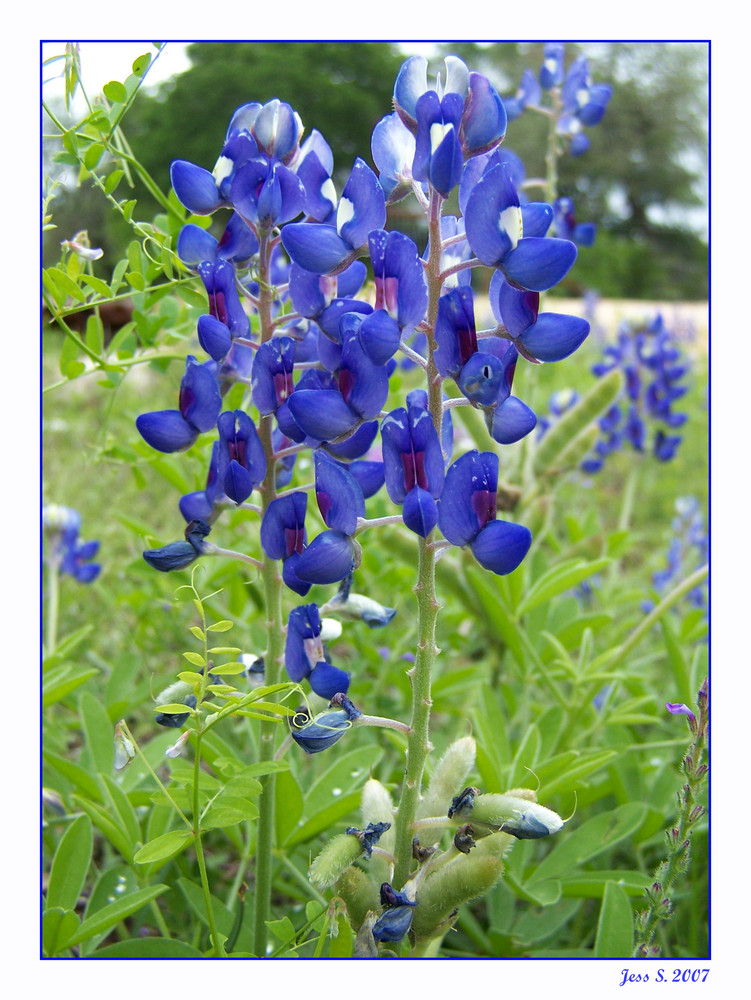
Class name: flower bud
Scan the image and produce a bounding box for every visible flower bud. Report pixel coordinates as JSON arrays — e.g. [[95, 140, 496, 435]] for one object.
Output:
[[113, 721, 136, 771], [309, 832, 366, 889], [460, 792, 565, 840], [417, 737, 477, 842], [362, 779, 396, 884]]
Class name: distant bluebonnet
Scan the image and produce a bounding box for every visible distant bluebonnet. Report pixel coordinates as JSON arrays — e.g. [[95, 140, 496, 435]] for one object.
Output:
[[43, 505, 101, 583], [642, 496, 708, 619]]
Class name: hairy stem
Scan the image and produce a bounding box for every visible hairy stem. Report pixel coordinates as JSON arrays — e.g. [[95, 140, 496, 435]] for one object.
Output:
[[252, 230, 286, 957], [392, 188, 445, 888]]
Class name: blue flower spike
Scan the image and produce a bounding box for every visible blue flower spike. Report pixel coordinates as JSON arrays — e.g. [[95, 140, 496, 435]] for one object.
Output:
[[437, 451, 532, 575]]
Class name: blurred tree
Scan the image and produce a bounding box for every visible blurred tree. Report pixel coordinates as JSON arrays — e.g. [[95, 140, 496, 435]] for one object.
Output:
[[127, 42, 404, 191]]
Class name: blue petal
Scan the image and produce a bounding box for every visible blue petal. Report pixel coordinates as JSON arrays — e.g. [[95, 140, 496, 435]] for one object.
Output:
[[323, 421, 379, 461], [290, 710, 350, 754], [286, 389, 358, 441], [402, 487, 439, 537], [282, 553, 313, 597], [521, 202, 553, 238], [143, 540, 199, 572], [470, 518, 531, 575], [501, 237, 578, 293], [337, 158, 386, 250], [438, 450, 494, 546], [393, 55, 428, 127], [461, 72, 506, 155], [177, 224, 218, 266], [519, 313, 590, 362], [358, 310, 401, 366], [260, 492, 307, 561], [179, 356, 222, 432], [179, 491, 213, 522], [224, 459, 253, 504], [464, 162, 521, 266], [489, 272, 538, 336], [458, 353, 504, 407], [197, 315, 232, 361], [315, 453, 365, 534], [137, 411, 198, 453], [345, 460, 385, 499], [294, 530, 357, 585], [281, 223, 355, 275], [309, 661, 351, 700], [486, 395, 538, 444], [170, 160, 222, 214]]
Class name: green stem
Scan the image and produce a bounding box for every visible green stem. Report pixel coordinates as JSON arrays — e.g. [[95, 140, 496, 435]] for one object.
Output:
[[392, 188, 444, 889], [252, 230, 286, 957], [192, 732, 222, 956], [45, 558, 60, 656]]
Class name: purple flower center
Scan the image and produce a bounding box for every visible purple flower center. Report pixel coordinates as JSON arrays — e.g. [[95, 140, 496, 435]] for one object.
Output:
[[273, 370, 294, 405], [401, 449, 428, 492], [375, 276, 399, 318], [210, 290, 228, 326], [284, 525, 305, 557], [471, 488, 497, 529]]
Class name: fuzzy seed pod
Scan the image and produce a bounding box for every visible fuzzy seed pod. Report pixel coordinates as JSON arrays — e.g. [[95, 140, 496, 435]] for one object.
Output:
[[309, 833, 364, 889], [335, 865, 381, 933], [417, 737, 477, 843], [361, 779, 396, 884], [411, 832, 513, 940]]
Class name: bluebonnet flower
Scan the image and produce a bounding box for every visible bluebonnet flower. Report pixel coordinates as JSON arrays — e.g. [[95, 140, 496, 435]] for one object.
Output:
[[43, 505, 101, 583], [381, 402, 445, 537], [539, 43, 565, 90], [143, 519, 211, 573], [489, 272, 590, 363], [285, 603, 351, 699], [281, 158, 386, 275], [284, 311, 391, 444], [393, 55, 506, 161], [251, 337, 296, 415], [320, 574, 397, 628], [260, 491, 311, 596], [434, 285, 537, 445], [553, 197, 596, 247], [583, 313, 690, 471], [463, 160, 577, 293], [372, 882, 417, 943], [501, 45, 611, 157], [371, 112, 418, 203], [289, 705, 353, 754], [437, 451, 532, 575], [215, 410, 266, 504], [643, 496, 708, 617], [176, 212, 259, 274], [503, 68, 541, 121], [136, 355, 222, 454], [293, 453, 365, 585]]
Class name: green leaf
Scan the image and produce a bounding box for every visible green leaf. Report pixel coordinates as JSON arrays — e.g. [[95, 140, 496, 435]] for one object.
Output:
[[183, 651, 207, 667], [507, 723, 541, 788], [134, 829, 193, 864], [463, 566, 526, 671], [594, 881, 634, 957], [537, 749, 619, 798], [516, 558, 611, 616], [83, 142, 105, 169], [94, 937, 204, 958], [42, 907, 80, 957], [43, 750, 103, 802], [46, 815, 93, 911], [79, 692, 115, 772], [266, 916, 296, 944], [105, 169, 124, 195], [189, 626, 206, 640], [78, 865, 139, 956], [72, 795, 134, 863], [42, 663, 99, 707], [79, 274, 112, 298], [132, 53, 151, 76], [46, 266, 87, 303], [284, 793, 361, 847], [103, 80, 127, 103], [62, 885, 169, 948], [98, 774, 142, 852], [202, 795, 259, 829], [559, 870, 652, 899], [207, 619, 234, 632], [527, 803, 648, 886]]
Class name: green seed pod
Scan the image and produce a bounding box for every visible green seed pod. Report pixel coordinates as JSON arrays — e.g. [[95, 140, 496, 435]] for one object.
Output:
[[533, 368, 623, 476], [417, 737, 477, 844], [335, 865, 381, 933], [361, 779, 395, 884], [548, 423, 601, 477], [411, 832, 513, 940], [309, 833, 364, 889]]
